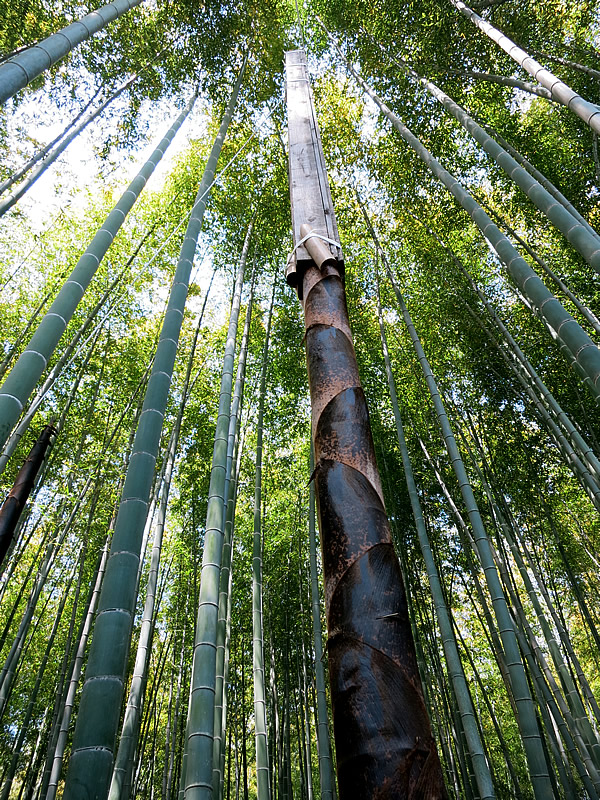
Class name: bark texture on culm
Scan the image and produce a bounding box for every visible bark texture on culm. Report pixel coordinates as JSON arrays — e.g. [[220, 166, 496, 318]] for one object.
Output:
[[0, 424, 55, 567], [301, 258, 447, 799], [285, 47, 447, 800]]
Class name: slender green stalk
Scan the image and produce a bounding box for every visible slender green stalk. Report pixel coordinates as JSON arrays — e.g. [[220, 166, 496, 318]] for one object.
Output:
[[183, 202, 250, 800], [0, 73, 139, 218], [252, 283, 275, 800], [307, 445, 336, 800], [0, 0, 143, 104], [385, 52, 600, 272], [374, 270, 495, 800], [62, 64, 244, 799], [0, 558, 76, 800], [0, 90, 197, 456], [43, 533, 110, 800], [368, 231, 552, 795], [479, 130, 598, 239], [213, 270, 255, 800], [448, 69, 554, 99], [450, 0, 600, 134], [324, 29, 600, 403], [0, 272, 122, 476], [0, 86, 101, 195]]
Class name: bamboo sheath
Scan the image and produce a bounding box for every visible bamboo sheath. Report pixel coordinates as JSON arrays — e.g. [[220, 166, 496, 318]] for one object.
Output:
[[0, 0, 143, 104], [0, 91, 197, 456], [300, 249, 447, 798], [286, 47, 446, 797]]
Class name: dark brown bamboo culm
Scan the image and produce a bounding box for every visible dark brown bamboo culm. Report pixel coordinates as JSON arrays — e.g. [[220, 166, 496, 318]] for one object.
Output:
[[0, 423, 56, 567], [285, 48, 447, 800]]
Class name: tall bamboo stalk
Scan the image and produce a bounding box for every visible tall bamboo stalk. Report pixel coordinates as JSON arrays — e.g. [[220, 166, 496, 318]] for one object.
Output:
[[213, 271, 255, 800], [0, 0, 143, 104], [0, 73, 140, 218], [0, 90, 198, 456], [183, 209, 250, 800], [366, 226, 552, 795], [374, 266, 495, 800], [323, 27, 600, 404], [252, 284, 275, 800], [110, 268, 214, 800], [449, 0, 600, 134], [307, 447, 336, 800], [382, 50, 600, 273], [62, 63, 245, 799]]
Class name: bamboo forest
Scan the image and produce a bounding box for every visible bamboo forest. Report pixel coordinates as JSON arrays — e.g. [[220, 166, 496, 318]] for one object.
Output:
[[2, 0, 600, 797]]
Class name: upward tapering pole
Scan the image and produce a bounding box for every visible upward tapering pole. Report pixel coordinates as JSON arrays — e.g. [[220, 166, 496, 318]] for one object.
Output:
[[285, 49, 447, 800]]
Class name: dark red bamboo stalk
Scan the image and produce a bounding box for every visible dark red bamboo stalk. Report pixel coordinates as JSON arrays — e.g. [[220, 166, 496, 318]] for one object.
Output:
[[286, 47, 447, 800], [0, 424, 56, 567]]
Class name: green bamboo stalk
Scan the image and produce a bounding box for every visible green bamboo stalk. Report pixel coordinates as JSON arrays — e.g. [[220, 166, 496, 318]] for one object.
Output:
[[0, 475, 94, 721], [0, 556, 77, 800], [108, 426, 178, 800], [39, 532, 111, 800], [0, 90, 198, 456], [464, 300, 600, 511], [459, 422, 600, 786], [216, 426, 246, 800], [0, 0, 143, 104], [479, 132, 598, 240], [183, 204, 250, 800], [385, 52, 600, 273], [325, 31, 600, 404], [448, 69, 554, 99], [529, 49, 600, 81], [213, 271, 255, 800], [449, 0, 600, 135], [0, 86, 101, 195], [62, 63, 245, 800], [0, 275, 121, 476], [374, 269, 495, 800], [404, 209, 600, 484], [111, 291, 215, 800], [0, 72, 139, 218], [252, 284, 275, 800], [375, 250, 553, 795]]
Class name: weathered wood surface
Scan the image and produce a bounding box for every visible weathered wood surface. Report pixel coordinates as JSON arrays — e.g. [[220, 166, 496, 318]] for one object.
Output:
[[285, 49, 343, 295]]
